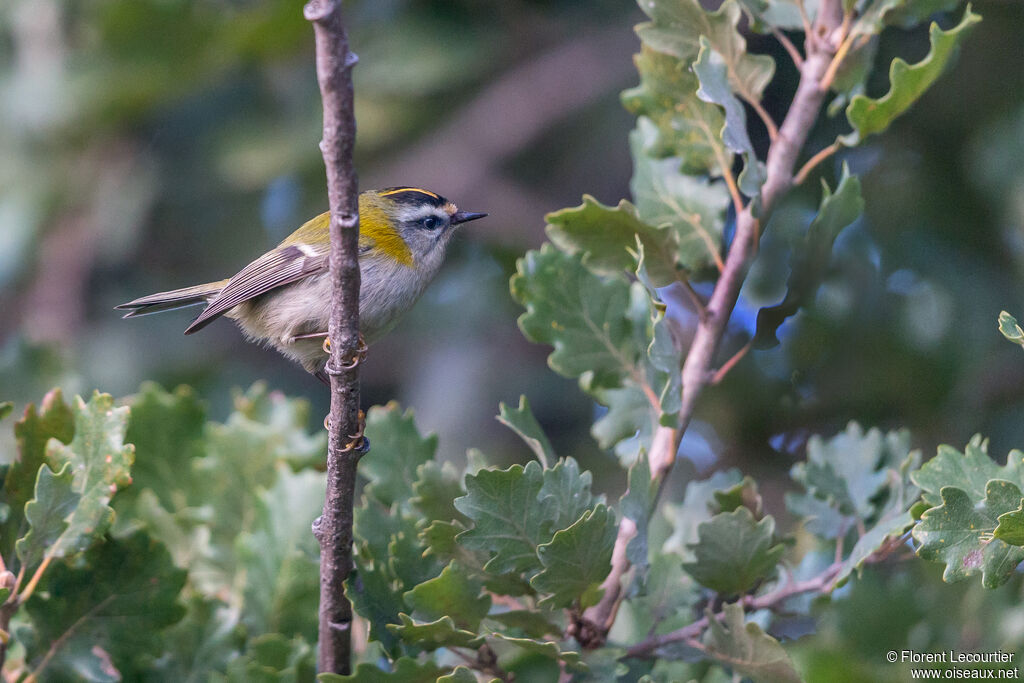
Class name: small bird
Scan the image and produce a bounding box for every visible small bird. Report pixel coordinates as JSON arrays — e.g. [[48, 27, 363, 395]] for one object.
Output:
[[118, 187, 486, 382]]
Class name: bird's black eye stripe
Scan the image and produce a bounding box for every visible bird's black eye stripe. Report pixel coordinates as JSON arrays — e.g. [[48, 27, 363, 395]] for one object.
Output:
[[422, 216, 441, 230]]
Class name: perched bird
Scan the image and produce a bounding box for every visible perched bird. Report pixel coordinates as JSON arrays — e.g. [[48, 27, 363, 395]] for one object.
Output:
[[118, 187, 486, 382]]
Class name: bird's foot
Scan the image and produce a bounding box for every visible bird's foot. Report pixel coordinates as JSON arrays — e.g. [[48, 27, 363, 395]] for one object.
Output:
[[322, 333, 368, 370], [322, 410, 369, 455]]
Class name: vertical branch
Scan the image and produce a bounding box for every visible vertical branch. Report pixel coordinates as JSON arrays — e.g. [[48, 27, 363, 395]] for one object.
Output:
[[579, 0, 845, 646], [304, 0, 362, 675]]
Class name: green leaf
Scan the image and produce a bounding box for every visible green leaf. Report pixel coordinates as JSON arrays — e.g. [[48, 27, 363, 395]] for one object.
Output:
[[3, 389, 75, 560], [791, 423, 912, 519], [833, 509, 915, 587], [753, 166, 864, 348], [913, 482, 1024, 588], [0, 401, 12, 422], [121, 382, 206, 509], [843, 8, 982, 144], [149, 595, 242, 682], [704, 603, 802, 683], [912, 436, 1024, 508], [511, 244, 644, 390], [636, 0, 776, 104], [648, 308, 683, 418], [23, 530, 187, 680], [663, 469, 744, 560], [18, 393, 134, 564], [485, 610, 561, 639], [693, 38, 766, 196], [420, 520, 534, 597], [387, 613, 484, 651], [437, 667, 478, 683], [454, 460, 552, 575], [404, 561, 491, 630], [361, 402, 438, 508], [591, 384, 658, 466], [622, 46, 727, 177], [539, 457, 597, 532], [737, 0, 805, 32], [713, 476, 763, 517], [630, 118, 730, 276], [228, 382, 327, 471], [885, 0, 969, 28], [683, 507, 784, 595], [487, 633, 586, 671], [347, 556, 406, 657], [999, 311, 1024, 347], [222, 634, 315, 683], [533, 504, 617, 608], [545, 195, 679, 285], [497, 396, 556, 467], [319, 658, 448, 683], [16, 463, 78, 569], [238, 466, 324, 643], [411, 460, 467, 524], [621, 454, 657, 572], [995, 500, 1024, 546]]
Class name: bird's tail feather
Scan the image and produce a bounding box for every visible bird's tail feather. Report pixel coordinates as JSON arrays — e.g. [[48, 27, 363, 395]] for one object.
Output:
[[116, 280, 228, 319]]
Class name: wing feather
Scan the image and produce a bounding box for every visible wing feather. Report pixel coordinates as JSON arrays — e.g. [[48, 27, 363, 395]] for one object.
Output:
[[184, 245, 327, 334]]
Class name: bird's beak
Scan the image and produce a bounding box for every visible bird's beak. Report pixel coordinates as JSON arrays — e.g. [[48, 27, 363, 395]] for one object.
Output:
[[451, 211, 488, 225]]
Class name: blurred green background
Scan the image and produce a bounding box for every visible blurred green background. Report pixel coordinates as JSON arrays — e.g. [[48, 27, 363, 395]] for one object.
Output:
[[1, 0, 1023, 676]]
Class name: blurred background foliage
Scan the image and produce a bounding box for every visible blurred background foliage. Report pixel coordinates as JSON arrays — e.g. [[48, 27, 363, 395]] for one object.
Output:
[[1, 0, 1023, 677]]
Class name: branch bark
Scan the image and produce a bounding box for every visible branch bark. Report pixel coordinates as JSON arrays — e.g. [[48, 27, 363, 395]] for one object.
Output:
[[579, 1, 845, 646], [304, 0, 362, 675]]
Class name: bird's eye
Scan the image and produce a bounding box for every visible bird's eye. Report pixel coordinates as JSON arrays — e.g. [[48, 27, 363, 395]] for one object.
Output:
[[422, 216, 441, 230]]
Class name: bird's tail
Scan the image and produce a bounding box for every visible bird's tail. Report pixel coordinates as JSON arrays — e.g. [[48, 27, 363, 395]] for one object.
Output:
[[116, 280, 229, 319]]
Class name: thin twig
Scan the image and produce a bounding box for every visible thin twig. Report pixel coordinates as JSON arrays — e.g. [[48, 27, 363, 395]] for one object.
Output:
[[742, 93, 780, 141], [711, 339, 753, 385], [625, 562, 844, 659], [304, 0, 363, 675], [772, 27, 804, 69], [681, 278, 709, 320], [794, 140, 842, 185]]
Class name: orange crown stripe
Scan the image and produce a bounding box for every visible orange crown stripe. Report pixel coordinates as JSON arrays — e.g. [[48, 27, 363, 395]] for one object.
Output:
[[378, 187, 438, 197]]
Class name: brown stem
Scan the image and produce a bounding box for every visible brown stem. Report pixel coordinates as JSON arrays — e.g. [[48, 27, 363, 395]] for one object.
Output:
[[578, 3, 844, 647], [304, 0, 363, 675], [794, 140, 842, 185], [625, 562, 844, 659]]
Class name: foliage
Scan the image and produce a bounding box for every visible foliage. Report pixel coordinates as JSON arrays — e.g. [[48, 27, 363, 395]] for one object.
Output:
[[1, 0, 1012, 680]]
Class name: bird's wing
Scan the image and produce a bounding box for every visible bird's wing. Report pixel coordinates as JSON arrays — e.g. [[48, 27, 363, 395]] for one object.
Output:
[[184, 244, 328, 334]]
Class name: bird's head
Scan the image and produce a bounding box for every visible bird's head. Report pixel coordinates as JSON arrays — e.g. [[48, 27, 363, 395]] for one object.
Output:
[[360, 187, 487, 267]]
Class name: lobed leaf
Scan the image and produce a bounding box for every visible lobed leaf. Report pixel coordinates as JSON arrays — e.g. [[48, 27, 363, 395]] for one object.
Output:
[[497, 395, 557, 467], [683, 507, 784, 596], [533, 504, 618, 608], [693, 38, 766, 196], [404, 562, 491, 631], [23, 531, 187, 680], [545, 195, 679, 285], [631, 118, 730, 277], [843, 8, 981, 144], [361, 402, 438, 508], [18, 392, 134, 565], [704, 603, 802, 683], [387, 614, 484, 651], [913, 482, 1024, 588], [511, 245, 645, 391], [455, 461, 553, 575]]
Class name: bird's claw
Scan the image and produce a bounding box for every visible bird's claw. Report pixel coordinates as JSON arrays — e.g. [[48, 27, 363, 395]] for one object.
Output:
[[322, 410, 369, 455], [323, 334, 368, 371]]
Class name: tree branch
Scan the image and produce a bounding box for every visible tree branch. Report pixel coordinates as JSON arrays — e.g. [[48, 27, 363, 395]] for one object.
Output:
[[304, 0, 363, 675], [578, 2, 844, 647]]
